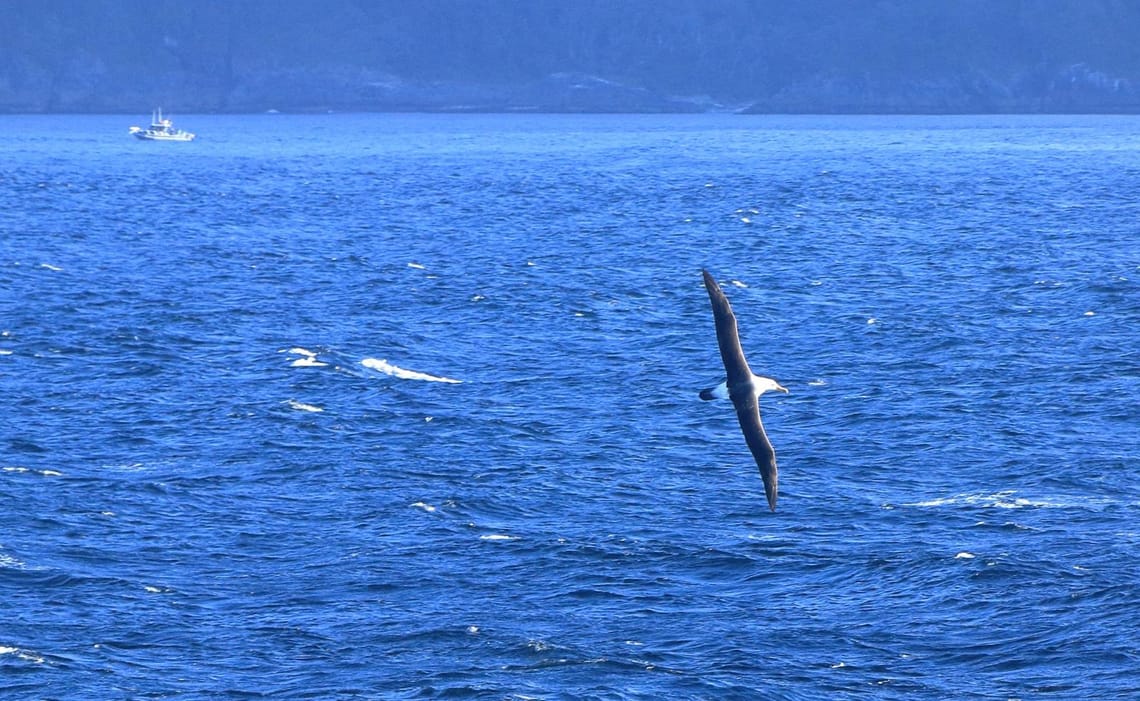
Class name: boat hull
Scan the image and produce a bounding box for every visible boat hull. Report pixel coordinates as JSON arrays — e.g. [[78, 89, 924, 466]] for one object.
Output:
[[132, 131, 195, 142]]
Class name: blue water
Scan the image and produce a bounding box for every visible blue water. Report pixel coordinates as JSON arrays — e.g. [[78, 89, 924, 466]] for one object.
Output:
[[2, 113, 1139, 699]]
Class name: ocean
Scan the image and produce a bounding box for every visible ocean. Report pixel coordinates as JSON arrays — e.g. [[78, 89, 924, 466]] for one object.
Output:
[[1, 113, 1138, 699]]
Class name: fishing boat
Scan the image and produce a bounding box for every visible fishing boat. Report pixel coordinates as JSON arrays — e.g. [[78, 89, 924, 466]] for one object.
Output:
[[129, 108, 196, 141]]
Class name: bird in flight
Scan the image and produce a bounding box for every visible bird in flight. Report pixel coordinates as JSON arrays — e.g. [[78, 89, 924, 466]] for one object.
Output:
[[700, 269, 788, 511]]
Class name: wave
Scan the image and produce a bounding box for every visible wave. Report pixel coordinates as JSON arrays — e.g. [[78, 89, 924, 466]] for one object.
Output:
[[361, 358, 462, 384], [281, 347, 329, 368], [903, 490, 1099, 510], [0, 646, 44, 664]]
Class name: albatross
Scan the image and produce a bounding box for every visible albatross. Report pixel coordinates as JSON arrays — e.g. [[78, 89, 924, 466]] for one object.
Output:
[[700, 269, 788, 511]]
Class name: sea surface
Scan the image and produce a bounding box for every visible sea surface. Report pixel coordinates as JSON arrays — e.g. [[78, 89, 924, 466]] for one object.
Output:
[[2, 113, 1139, 699]]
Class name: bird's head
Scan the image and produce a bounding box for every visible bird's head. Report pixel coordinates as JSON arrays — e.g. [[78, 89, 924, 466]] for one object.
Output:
[[754, 376, 789, 396]]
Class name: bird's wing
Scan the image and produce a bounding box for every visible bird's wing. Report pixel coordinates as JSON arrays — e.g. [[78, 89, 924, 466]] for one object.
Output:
[[702, 270, 752, 385], [734, 397, 779, 512]]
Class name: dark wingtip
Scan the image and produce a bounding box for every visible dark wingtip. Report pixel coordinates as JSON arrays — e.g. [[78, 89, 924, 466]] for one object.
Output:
[[699, 388, 716, 401]]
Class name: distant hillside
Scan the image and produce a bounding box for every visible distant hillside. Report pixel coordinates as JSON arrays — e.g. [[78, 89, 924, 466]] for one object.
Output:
[[3, 0, 1140, 113]]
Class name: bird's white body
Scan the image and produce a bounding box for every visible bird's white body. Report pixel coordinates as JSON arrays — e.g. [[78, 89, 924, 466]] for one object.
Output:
[[705, 375, 787, 401]]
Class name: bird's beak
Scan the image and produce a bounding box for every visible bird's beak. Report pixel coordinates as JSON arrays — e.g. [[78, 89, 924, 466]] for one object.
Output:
[[778, 384, 789, 394]]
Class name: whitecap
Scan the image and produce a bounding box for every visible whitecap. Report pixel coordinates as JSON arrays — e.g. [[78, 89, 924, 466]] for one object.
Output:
[[480, 534, 518, 541], [730, 280, 748, 288], [954, 552, 975, 559], [407, 262, 426, 270], [39, 263, 63, 272], [0, 349, 13, 356], [411, 502, 436, 512], [283, 347, 329, 367], [906, 491, 1062, 510], [0, 647, 44, 664], [362, 358, 461, 384], [808, 379, 827, 386], [0, 552, 27, 569], [286, 400, 323, 413], [1, 466, 60, 477]]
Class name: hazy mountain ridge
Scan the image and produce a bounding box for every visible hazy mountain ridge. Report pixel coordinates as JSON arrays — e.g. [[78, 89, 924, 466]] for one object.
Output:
[[3, 0, 1140, 113]]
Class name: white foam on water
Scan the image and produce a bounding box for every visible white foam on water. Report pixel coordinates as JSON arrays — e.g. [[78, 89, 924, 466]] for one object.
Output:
[[3, 466, 60, 477], [0, 349, 13, 356], [39, 263, 63, 272], [906, 491, 1068, 510], [955, 552, 975, 559], [407, 262, 426, 269], [480, 534, 518, 541], [362, 358, 461, 384], [0, 552, 27, 569], [411, 502, 436, 512], [0, 646, 44, 664], [286, 400, 323, 413], [731, 279, 748, 288], [283, 347, 329, 367]]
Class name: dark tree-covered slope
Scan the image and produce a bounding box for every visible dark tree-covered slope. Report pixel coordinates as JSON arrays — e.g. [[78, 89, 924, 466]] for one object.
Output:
[[3, 0, 1140, 113]]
